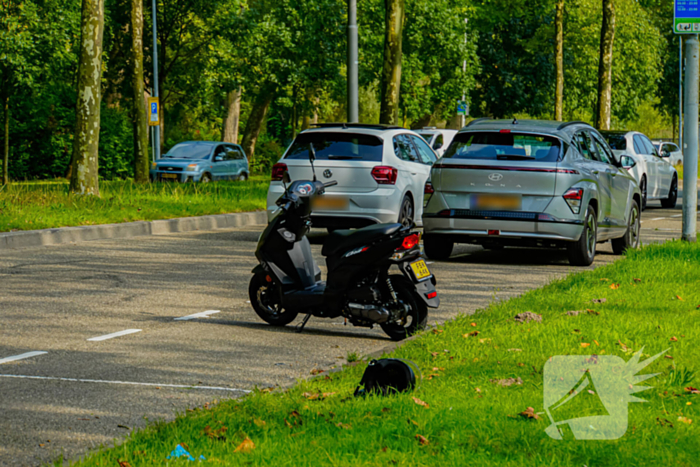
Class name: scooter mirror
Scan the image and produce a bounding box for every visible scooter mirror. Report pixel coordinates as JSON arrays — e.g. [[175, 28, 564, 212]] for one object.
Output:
[[282, 171, 291, 185]]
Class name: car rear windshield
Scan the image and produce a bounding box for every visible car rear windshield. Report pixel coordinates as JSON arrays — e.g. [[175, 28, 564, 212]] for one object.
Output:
[[443, 132, 562, 162], [163, 143, 213, 159], [602, 134, 627, 150], [284, 132, 383, 162]]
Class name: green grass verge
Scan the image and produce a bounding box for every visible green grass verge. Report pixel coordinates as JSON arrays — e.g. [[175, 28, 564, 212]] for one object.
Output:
[[0, 178, 269, 233], [67, 242, 699, 466], [676, 165, 684, 181]]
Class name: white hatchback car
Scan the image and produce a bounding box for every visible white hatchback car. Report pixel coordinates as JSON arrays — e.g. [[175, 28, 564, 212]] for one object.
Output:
[[267, 124, 438, 230], [600, 131, 678, 209], [417, 128, 458, 157], [654, 141, 683, 166]]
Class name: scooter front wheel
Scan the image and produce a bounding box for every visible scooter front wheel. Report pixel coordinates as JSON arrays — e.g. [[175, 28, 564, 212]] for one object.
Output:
[[249, 273, 299, 326], [380, 275, 428, 341]]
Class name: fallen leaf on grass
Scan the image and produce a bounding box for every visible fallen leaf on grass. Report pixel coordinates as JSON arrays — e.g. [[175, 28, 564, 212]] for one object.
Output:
[[475, 387, 481, 393], [490, 377, 523, 387], [412, 397, 429, 408], [617, 340, 630, 352], [426, 373, 440, 380], [202, 425, 228, 440], [234, 437, 255, 453], [415, 434, 430, 445], [581, 343, 591, 348], [310, 369, 324, 376], [408, 418, 419, 426], [118, 462, 132, 467], [600, 278, 609, 282], [610, 283, 620, 290], [302, 392, 319, 400], [633, 278, 642, 283], [430, 352, 440, 358], [479, 338, 491, 344], [665, 355, 674, 360], [431, 329, 443, 334], [592, 298, 607, 304], [685, 387, 700, 394], [676, 295, 684, 301], [463, 331, 480, 338], [656, 417, 674, 428], [432, 367, 445, 371], [336, 422, 352, 429], [470, 322, 477, 327], [678, 417, 693, 425], [519, 407, 540, 420], [671, 336, 678, 342]]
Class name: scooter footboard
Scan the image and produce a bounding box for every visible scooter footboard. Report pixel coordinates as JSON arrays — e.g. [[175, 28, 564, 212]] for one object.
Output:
[[399, 262, 439, 308]]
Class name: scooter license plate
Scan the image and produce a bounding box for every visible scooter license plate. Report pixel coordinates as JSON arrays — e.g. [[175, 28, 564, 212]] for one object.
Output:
[[410, 260, 431, 281]]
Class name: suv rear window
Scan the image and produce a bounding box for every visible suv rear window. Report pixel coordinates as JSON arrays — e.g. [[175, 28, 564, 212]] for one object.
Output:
[[443, 132, 562, 162], [602, 134, 627, 150], [284, 132, 383, 162]]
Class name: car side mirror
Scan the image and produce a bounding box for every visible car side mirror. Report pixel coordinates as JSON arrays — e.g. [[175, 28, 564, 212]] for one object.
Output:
[[620, 155, 636, 169], [661, 149, 670, 158], [214, 156, 223, 162]]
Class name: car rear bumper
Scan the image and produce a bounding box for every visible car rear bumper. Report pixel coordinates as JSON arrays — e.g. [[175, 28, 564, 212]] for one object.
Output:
[[423, 210, 584, 242], [266, 184, 401, 225]]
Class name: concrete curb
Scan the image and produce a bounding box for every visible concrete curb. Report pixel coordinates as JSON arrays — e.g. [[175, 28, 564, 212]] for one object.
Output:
[[0, 211, 268, 251]]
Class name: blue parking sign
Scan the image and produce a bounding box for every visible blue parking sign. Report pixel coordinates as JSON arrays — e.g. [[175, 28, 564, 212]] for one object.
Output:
[[675, 0, 700, 33]]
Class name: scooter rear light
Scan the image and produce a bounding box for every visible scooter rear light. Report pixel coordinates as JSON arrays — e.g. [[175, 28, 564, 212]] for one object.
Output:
[[371, 166, 398, 185], [271, 163, 288, 181], [398, 233, 421, 251], [426, 291, 438, 299], [563, 187, 584, 214]]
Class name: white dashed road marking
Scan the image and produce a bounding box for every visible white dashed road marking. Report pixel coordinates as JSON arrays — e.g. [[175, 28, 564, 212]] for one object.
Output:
[[0, 374, 251, 393], [174, 310, 221, 321], [87, 329, 142, 342], [0, 351, 47, 365]]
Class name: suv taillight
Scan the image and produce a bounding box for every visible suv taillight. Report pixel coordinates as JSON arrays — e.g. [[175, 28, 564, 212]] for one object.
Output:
[[271, 163, 288, 181], [371, 166, 398, 185], [563, 187, 584, 214]]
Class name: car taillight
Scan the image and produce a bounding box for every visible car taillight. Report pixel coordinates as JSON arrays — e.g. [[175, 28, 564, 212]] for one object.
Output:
[[271, 163, 288, 181], [424, 181, 434, 195], [371, 166, 398, 185], [398, 233, 421, 251], [563, 187, 584, 214]]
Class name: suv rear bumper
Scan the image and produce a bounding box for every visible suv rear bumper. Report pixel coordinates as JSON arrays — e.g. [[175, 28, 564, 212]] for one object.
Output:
[[423, 211, 584, 243]]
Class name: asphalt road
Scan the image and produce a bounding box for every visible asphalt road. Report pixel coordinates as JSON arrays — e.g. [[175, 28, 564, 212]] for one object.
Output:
[[0, 203, 696, 466]]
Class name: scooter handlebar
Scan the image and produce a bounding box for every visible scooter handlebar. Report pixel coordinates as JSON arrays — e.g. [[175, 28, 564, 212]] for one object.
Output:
[[323, 181, 338, 188]]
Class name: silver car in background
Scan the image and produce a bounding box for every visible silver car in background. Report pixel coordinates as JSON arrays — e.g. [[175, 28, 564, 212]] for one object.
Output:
[[150, 141, 250, 183], [417, 128, 458, 157], [422, 119, 642, 266]]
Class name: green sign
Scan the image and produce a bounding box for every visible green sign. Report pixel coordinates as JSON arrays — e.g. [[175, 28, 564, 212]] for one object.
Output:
[[675, 0, 700, 34]]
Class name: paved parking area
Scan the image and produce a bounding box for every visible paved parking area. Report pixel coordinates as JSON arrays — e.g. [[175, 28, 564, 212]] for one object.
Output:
[[0, 204, 695, 466]]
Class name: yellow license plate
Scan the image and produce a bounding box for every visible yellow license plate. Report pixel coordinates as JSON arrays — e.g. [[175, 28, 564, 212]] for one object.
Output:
[[161, 173, 178, 179], [410, 260, 431, 281], [312, 196, 349, 211], [471, 194, 522, 211]]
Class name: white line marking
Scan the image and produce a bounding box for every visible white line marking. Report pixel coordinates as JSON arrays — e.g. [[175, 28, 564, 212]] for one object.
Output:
[[649, 217, 667, 222], [672, 214, 683, 218], [87, 329, 142, 342], [0, 374, 251, 393], [0, 351, 47, 365], [174, 310, 221, 321]]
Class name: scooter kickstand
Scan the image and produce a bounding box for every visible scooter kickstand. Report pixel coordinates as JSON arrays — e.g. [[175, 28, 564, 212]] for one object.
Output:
[[296, 314, 312, 333]]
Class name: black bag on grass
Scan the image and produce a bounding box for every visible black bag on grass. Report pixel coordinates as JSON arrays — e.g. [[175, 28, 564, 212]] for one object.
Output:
[[353, 359, 419, 397]]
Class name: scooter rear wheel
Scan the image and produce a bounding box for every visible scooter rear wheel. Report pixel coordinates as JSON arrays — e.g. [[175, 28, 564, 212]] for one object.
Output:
[[249, 273, 299, 326], [380, 276, 428, 341]]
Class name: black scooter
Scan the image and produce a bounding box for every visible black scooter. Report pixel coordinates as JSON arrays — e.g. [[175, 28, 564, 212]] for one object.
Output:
[[249, 146, 439, 341]]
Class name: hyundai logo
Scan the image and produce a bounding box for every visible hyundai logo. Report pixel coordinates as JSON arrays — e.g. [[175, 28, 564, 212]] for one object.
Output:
[[323, 169, 333, 179], [488, 173, 504, 182]]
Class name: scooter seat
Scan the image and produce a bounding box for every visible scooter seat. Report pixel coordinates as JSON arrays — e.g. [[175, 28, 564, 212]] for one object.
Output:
[[322, 223, 403, 257]]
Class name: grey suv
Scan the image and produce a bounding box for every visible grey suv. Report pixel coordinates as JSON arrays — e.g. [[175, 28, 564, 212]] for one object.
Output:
[[422, 119, 642, 266]]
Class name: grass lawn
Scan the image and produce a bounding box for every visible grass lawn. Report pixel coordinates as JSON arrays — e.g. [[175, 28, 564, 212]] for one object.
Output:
[[0, 178, 269, 233], [67, 241, 700, 467], [676, 165, 684, 181]]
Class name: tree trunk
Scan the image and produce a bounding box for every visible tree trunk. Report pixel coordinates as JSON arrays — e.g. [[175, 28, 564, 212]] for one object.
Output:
[[554, 0, 564, 121], [70, 0, 104, 195], [241, 85, 275, 162], [379, 0, 405, 125], [596, 0, 615, 130], [221, 87, 241, 143], [301, 89, 318, 131], [2, 92, 8, 185], [131, 0, 149, 183]]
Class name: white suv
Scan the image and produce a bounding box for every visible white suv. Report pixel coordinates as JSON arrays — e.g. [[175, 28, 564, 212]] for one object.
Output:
[[417, 128, 458, 157], [267, 124, 438, 229]]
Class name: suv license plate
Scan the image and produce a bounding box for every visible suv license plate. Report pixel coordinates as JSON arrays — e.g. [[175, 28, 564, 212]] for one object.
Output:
[[410, 260, 431, 281], [471, 194, 521, 211]]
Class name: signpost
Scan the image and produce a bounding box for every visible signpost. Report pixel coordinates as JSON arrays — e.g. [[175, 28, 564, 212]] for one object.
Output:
[[148, 97, 160, 127], [675, 0, 699, 242]]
